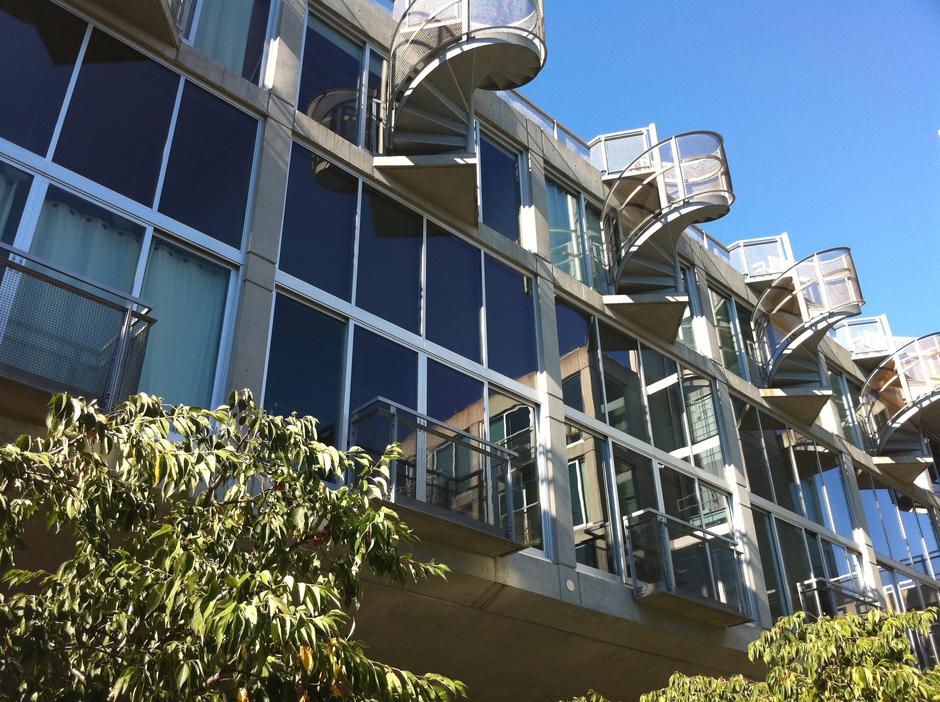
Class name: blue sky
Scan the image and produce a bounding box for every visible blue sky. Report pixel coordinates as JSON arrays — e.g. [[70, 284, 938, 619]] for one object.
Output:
[[520, 0, 940, 338]]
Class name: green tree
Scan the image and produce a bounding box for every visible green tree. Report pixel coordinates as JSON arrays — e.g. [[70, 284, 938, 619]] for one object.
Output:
[[564, 608, 940, 702], [0, 391, 467, 701]]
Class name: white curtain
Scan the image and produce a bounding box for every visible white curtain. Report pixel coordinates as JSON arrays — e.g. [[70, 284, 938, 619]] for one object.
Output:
[[0, 165, 29, 245], [138, 239, 228, 407], [0, 193, 143, 396], [193, 0, 256, 77]]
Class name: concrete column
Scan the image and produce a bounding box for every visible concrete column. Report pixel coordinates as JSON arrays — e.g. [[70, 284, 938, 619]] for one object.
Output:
[[714, 379, 774, 627], [271, 0, 307, 108], [523, 128, 550, 261], [532, 257, 579, 579], [226, 116, 293, 396]]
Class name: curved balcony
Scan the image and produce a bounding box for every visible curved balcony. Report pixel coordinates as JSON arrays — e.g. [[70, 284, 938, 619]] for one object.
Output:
[[860, 334, 940, 454], [602, 131, 734, 293], [754, 248, 864, 386], [387, 0, 546, 155]]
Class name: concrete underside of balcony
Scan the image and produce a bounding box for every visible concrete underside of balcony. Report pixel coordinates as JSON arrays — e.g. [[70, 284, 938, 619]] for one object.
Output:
[[759, 387, 832, 425], [358, 541, 761, 702], [603, 292, 690, 343], [69, 0, 179, 46], [374, 155, 479, 225]]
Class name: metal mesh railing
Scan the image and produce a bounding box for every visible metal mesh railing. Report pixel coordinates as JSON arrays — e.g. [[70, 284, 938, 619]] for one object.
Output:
[[753, 248, 864, 371], [728, 234, 794, 279], [0, 245, 154, 409], [833, 316, 895, 358], [390, 0, 545, 100], [349, 397, 520, 541], [859, 333, 940, 447], [603, 131, 734, 271], [624, 509, 750, 619]]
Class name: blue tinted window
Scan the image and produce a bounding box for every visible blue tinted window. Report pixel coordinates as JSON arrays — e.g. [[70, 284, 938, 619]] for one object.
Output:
[[555, 300, 601, 416], [280, 145, 357, 299], [264, 294, 346, 445], [484, 256, 537, 386], [427, 359, 484, 435], [350, 326, 417, 412], [159, 82, 256, 248], [480, 135, 521, 240], [298, 17, 362, 144], [54, 30, 178, 205], [356, 186, 422, 333], [0, 0, 86, 155], [0, 162, 32, 245], [426, 224, 481, 362]]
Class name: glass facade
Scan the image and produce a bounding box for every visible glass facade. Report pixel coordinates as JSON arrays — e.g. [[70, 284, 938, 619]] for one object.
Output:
[[4, 0, 940, 658]]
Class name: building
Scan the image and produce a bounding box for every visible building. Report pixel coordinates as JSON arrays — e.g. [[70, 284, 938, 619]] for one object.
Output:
[[1, 0, 939, 699]]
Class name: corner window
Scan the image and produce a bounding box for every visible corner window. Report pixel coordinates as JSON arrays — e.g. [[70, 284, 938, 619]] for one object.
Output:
[[479, 133, 522, 241], [180, 0, 273, 83], [0, 0, 86, 156]]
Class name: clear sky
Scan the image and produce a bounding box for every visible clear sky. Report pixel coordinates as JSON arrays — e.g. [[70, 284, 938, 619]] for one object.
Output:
[[519, 0, 940, 339]]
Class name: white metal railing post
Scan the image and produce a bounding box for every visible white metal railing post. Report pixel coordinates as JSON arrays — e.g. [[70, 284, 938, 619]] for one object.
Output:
[[673, 135, 687, 202]]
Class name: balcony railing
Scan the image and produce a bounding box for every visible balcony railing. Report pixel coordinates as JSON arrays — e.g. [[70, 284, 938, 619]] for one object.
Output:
[[753, 248, 864, 382], [390, 0, 546, 103], [684, 225, 732, 265], [349, 397, 521, 542], [797, 578, 881, 619], [728, 233, 794, 280], [589, 128, 654, 177], [833, 315, 896, 359], [0, 245, 154, 409], [603, 131, 734, 275], [498, 90, 591, 162], [859, 333, 940, 452], [624, 509, 751, 624]]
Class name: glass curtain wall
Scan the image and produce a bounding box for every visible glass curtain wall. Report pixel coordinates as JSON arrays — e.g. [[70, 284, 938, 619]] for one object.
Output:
[[479, 133, 522, 241]]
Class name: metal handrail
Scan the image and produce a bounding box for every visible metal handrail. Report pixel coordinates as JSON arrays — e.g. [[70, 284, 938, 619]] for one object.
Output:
[[859, 333, 940, 444], [753, 247, 864, 371], [626, 508, 739, 549], [602, 131, 733, 271], [389, 0, 546, 106]]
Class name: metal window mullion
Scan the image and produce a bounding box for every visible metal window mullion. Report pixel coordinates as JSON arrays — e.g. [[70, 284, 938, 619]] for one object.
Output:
[[187, 0, 207, 43], [350, 179, 363, 305], [768, 514, 796, 614], [209, 266, 240, 407], [130, 227, 155, 297], [10, 176, 49, 253], [46, 23, 93, 161], [153, 77, 186, 211], [603, 436, 627, 579], [416, 351, 428, 502], [357, 44, 371, 148], [257, 0, 283, 89]]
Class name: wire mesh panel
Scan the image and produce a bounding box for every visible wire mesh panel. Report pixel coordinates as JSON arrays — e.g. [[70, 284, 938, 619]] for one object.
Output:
[[0, 247, 153, 409]]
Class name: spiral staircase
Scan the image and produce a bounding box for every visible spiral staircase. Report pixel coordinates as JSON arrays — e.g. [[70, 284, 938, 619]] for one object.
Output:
[[859, 333, 940, 459], [375, 0, 547, 223], [753, 248, 864, 423], [595, 131, 734, 341]]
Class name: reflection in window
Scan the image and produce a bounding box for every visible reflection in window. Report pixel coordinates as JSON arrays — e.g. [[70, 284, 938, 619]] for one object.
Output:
[[710, 289, 741, 376], [598, 323, 647, 441], [734, 400, 774, 502], [364, 52, 385, 153], [612, 444, 656, 518], [54, 30, 179, 205], [489, 388, 540, 548], [641, 349, 685, 454], [0, 0, 86, 155], [186, 0, 272, 82], [754, 510, 786, 620], [677, 266, 697, 349], [0, 162, 32, 245], [356, 186, 422, 333], [547, 179, 584, 282], [791, 432, 827, 527], [479, 135, 521, 241], [681, 369, 723, 477], [776, 519, 812, 617], [263, 294, 345, 446], [566, 425, 614, 573], [426, 226, 482, 363], [584, 205, 609, 293], [484, 256, 537, 386], [139, 239, 229, 407], [280, 147, 357, 300], [349, 326, 417, 412], [159, 82, 257, 249], [427, 360, 483, 435], [555, 300, 601, 418], [299, 17, 364, 145]]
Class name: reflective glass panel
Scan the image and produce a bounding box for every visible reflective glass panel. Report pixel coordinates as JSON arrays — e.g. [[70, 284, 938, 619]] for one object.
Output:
[[761, 413, 801, 515], [598, 323, 647, 441], [754, 510, 786, 619], [681, 370, 724, 477], [138, 239, 229, 407], [584, 205, 609, 292], [280, 146, 357, 299], [349, 326, 417, 412], [356, 186, 422, 333], [426, 225, 482, 363], [555, 300, 601, 418], [54, 30, 178, 204], [659, 465, 699, 525], [0, 0, 86, 155], [709, 289, 741, 375], [790, 432, 826, 527], [427, 360, 484, 435], [612, 444, 657, 517], [546, 179, 584, 282], [776, 520, 812, 615], [159, 82, 257, 248], [191, 0, 271, 82], [734, 400, 774, 501], [298, 17, 362, 144], [0, 162, 32, 245], [566, 425, 614, 573], [818, 447, 854, 538], [264, 294, 345, 445], [484, 256, 537, 385], [479, 134, 521, 241], [642, 348, 685, 454]]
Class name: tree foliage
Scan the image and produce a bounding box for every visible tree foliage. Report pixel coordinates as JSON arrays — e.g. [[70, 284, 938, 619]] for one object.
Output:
[[565, 608, 940, 702], [0, 391, 467, 701]]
